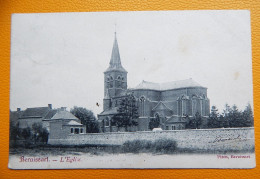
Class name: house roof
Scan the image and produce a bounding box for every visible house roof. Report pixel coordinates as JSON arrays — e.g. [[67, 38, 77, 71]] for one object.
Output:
[[65, 120, 83, 126], [134, 78, 205, 91], [152, 101, 172, 111], [20, 107, 50, 118], [51, 110, 78, 120], [98, 107, 118, 116], [104, 33, 127, 73], [44, 109, 58, 119]]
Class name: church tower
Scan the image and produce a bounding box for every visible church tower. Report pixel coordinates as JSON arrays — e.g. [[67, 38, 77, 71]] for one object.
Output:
[[103, 32, 128, 110]]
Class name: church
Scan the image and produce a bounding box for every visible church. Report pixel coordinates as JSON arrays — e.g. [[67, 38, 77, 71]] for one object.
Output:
[[97, 33, 210, 132]]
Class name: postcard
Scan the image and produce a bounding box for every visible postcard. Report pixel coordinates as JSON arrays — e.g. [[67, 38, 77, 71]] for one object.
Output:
[[9, 10, 255, 169]]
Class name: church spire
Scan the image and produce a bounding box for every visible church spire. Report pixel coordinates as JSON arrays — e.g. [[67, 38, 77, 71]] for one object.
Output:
[[105, 32, 127, 73], [110, 32, 121, 66]]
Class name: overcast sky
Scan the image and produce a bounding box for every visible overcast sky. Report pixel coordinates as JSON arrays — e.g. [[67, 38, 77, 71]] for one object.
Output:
[[10, 10, 253, 116]]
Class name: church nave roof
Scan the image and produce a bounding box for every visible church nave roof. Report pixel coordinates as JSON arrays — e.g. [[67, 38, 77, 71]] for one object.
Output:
[[134, 78, 205, 91]]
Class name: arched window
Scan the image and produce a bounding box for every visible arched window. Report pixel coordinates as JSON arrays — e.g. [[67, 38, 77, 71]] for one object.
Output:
[[191, 94, 197, 116], [140, 96, 145, 117], [109, 77, 113, 88], [192, 94, 197, 98], [109, 82, 113, 88], [117, 76, 123, 88], [106, 77, 110, 88], [181, 95, 187, 116], [118, 79, 121, 88]]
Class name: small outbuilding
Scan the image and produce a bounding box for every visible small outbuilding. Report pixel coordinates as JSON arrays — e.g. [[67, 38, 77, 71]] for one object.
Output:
[[164, 115, 186, 130], [48, 111, 86, 141]]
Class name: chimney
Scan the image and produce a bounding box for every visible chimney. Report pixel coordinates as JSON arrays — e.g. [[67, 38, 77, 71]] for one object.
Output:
[[17, 108, 21, 112], [48, 104, 52, 109]]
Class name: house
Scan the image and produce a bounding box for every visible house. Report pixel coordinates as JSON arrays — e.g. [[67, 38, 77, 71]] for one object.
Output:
[[16, 104, 84, 133], [17, 104, 54, 130], [11, 104, 86, 144]]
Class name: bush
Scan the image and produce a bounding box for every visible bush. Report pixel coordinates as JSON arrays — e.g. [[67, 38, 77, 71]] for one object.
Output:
[[154, 139, 177, 153], [122, 140, 152, 153], [122, 139, 177, 154]]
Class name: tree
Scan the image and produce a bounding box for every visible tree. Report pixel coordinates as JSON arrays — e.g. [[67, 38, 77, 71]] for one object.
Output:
[[9, 121, 21, 147], [184, 115, 191, 129], [223, 103, 231, 118], [229, 105, 243, 128], [219, 114, 230, 128], [70, 106, 99, 133], [221, 103, 233, 128], [112, 93, 139, 131], [194, 112, 202, 129], [21, 127, 32, 140], [149, 114, 160, 130], [186, 112, 201, 129], [10, 121, 21, 141], [32, 123, 49, 144], [208, 106, 220, 128], [221, 103, 254, 128], [242, 103, 254, 127]]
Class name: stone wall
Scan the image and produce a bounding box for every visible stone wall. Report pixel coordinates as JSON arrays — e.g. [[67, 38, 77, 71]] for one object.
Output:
[[48, 127, 255, 151]]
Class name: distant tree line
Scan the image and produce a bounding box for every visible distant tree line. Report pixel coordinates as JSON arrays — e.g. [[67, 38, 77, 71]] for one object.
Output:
[[152, 103, 254, 130], [207, 103, 253, 128]]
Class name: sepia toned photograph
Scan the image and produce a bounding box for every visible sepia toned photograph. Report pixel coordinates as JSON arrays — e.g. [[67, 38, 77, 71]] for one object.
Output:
[[9, 10, 255, 169]]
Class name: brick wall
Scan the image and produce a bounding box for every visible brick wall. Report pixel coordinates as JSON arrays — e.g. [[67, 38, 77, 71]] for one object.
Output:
[[48, 127, 255, 151]]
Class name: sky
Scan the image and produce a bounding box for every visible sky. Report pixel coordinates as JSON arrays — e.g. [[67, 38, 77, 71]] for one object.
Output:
[[10, 10, 253, 116]]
